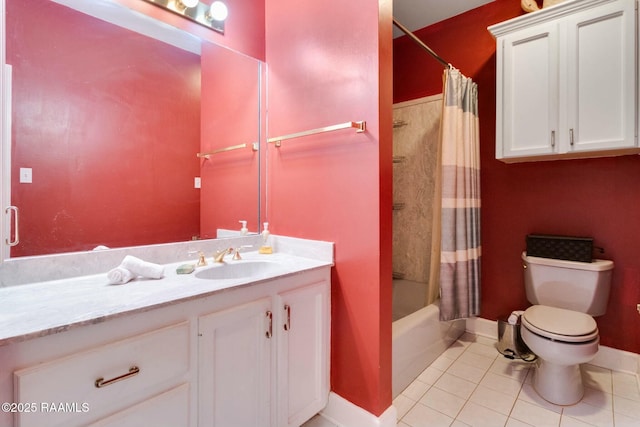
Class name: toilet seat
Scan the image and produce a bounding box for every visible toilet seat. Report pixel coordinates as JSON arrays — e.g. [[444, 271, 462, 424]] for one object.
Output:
[[522, 305, 598, 343]]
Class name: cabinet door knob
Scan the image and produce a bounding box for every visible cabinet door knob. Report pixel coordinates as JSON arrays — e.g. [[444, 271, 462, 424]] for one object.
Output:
[[551, 130, 556, 148]]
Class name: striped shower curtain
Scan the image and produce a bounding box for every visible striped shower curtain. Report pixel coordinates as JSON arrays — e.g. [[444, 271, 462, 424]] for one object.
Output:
[[439, 67, 481, 321]]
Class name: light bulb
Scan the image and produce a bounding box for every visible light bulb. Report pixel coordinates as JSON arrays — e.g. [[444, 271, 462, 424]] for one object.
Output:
[[208, 1, 228, 21], [180, 0, 199, 7]]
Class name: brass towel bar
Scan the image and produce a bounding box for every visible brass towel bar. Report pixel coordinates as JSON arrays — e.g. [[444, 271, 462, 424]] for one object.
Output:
[[267, 121, 366, 147], [197, 142, 258, 159]]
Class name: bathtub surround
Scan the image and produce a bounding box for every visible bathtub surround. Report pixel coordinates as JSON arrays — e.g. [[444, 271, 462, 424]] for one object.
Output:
[[392, 95, 441, 310]]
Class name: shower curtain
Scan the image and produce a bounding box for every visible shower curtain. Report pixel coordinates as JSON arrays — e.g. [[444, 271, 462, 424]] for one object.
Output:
[[438, 67, 481, 321]]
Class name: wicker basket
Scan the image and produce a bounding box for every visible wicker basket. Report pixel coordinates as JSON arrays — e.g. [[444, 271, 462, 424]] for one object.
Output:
[[526, 234, 594, 263]]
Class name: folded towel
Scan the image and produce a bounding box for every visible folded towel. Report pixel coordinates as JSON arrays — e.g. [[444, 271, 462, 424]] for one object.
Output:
[[107, 266, 135, 285], [120, 255, 164, 279]]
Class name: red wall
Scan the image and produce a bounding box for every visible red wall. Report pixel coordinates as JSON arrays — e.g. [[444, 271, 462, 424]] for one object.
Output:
[[394, 0, 640, 354], [7, 0, 200, 256], [265, 0, 393, 416], [199, 43, 261, 238]]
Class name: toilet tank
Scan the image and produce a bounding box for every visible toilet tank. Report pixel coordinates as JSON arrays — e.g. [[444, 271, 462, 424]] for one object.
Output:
[[522, 252, 614, 316]]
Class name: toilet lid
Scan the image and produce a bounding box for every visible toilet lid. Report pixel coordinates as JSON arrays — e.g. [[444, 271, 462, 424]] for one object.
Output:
[[522, 305, 598, 343]]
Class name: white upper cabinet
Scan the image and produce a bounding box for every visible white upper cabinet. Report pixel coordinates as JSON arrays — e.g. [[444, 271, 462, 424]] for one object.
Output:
[[490, 0, 638, 162]]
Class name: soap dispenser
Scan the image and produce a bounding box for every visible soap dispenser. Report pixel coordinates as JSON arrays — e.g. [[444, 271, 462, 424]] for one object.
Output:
[[239, 220, 248, 236], [259, 222, 273, 254]]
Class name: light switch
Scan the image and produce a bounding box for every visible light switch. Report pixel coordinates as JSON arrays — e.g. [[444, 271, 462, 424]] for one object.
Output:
[[19, 168, 32, 184], [194, 177, 201, 189]]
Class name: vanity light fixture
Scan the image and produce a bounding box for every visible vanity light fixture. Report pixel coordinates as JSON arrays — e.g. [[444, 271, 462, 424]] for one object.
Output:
[[176, 0, 199, 10], [142, 0, 228, 34], [207, 1, 228, 22]]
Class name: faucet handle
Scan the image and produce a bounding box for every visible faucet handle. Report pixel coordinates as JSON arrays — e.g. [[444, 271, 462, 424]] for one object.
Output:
[[197, 251, 207, 267], [231, 245, 253, 261], [188, 250, 208, 267]]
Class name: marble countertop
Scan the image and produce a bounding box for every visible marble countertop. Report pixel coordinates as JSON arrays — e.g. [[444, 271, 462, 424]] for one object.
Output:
[[0, 250, 332, 347]]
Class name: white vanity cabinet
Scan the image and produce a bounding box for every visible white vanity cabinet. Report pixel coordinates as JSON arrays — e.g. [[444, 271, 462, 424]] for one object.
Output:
[[490, 0, 638, 162], [197, 273, 331, 427], [0, 269, 331, 427], [0, 238, 333, 427], [11, 321, 192, 427]]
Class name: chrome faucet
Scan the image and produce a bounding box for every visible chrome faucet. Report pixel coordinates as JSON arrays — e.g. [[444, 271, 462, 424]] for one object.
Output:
[[213, 247, 233, 263]]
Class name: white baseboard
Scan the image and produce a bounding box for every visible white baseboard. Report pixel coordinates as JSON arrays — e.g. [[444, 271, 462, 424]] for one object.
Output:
[[466, 316, 498, 340], [318, 392, 397, 427], [466, 317, 640, 375]]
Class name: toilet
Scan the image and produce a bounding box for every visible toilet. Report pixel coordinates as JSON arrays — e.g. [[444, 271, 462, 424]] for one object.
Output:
[[519, 252, 614, 406]]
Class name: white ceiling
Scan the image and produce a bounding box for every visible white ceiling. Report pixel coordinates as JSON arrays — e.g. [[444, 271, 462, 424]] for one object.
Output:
[[393, 0, 495, 38]]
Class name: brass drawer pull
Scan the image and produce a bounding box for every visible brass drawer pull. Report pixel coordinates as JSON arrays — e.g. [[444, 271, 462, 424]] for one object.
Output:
[[95, 366, 140, 388]]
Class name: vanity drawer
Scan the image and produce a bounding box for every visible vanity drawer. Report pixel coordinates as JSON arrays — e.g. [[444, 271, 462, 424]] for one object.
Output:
[[87, 383, 190, 427], [14, 321, 190, 427]]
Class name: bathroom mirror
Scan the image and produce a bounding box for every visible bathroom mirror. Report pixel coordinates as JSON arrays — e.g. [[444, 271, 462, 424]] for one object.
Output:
[[2, 0, 262, 258]]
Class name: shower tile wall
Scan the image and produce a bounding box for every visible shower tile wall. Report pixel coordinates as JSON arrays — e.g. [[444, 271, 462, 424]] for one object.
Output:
[[392, 95, 442, 286]]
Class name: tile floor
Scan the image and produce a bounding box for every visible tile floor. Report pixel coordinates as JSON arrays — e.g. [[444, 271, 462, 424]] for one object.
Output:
[[306, 334, 640, 427]]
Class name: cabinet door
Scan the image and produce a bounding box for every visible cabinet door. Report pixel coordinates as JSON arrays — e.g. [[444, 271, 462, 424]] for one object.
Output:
[[277, 280, 330, 427], [499, 21, 560, 159], [566, 0, 636, 153], [198, 297, 273, 427]]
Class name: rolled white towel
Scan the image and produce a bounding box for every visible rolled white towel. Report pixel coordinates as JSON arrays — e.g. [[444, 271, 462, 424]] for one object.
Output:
[[120, 255, 164, 279], [508, 310, 525, 325], [107, 266, 135, 285]]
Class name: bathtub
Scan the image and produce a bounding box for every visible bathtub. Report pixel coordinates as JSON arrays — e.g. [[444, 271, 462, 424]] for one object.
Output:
[[392, 296, 465, 397]]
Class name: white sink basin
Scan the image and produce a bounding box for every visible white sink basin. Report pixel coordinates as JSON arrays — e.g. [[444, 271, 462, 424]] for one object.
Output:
[[194, 261, 284, 280]]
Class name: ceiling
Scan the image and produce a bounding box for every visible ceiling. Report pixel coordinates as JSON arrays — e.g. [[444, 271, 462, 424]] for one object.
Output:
[[393, 0, 495, 38]]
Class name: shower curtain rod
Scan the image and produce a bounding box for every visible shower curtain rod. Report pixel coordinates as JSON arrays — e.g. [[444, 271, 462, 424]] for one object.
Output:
[[393, 18, 450, 68]]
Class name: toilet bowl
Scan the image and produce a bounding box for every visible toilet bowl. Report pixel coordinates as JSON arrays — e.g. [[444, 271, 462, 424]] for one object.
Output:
[[519, 252, 613, 406], [520, 305, 599, 405]]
